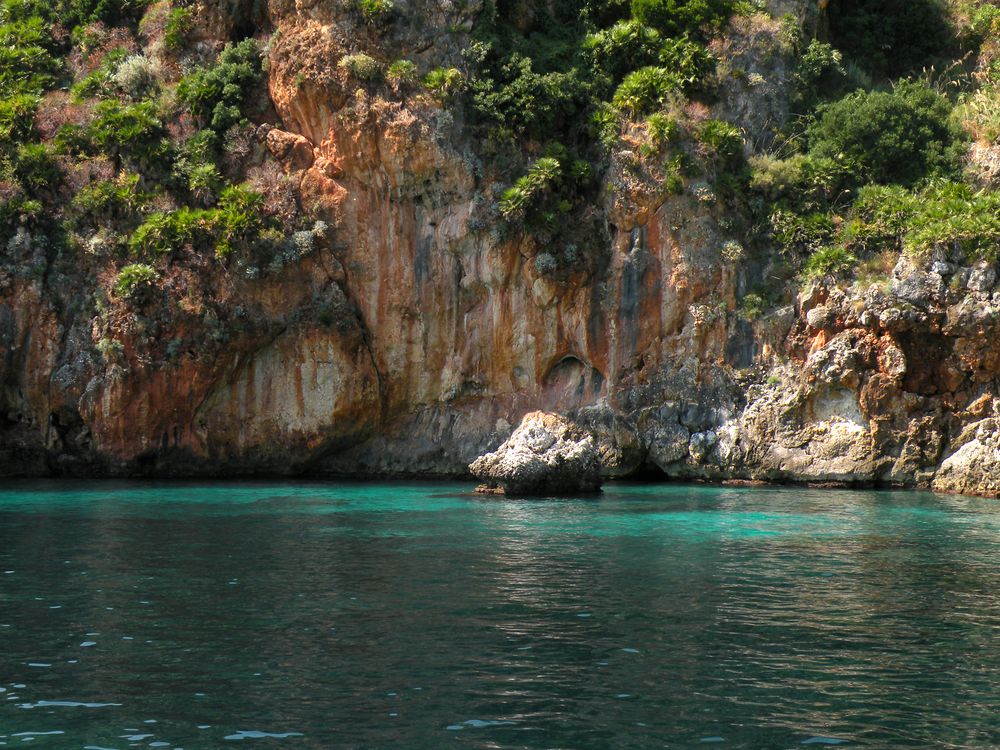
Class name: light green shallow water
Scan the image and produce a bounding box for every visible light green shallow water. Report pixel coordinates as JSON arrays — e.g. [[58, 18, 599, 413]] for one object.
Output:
[[1, 480, 1000, 748]]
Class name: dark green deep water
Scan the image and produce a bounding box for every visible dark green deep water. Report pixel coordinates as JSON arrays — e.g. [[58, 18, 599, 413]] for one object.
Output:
[[3, 483, 1000, 748]]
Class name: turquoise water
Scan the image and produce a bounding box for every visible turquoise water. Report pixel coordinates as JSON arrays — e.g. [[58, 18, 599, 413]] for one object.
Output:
[[2, 482, 1000, 748]]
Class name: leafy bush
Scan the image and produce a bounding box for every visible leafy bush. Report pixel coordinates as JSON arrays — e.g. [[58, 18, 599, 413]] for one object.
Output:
[[657, 35, 714, 86], [111, 54, 161, 99], [611, 65, 682, 115], [14, 142, 61, 194], [791, 39, 844, 110], [177, 39, 262, 134], [0, 15, 61, 99], [468, 52, 590, 142], [643, 111, 679, 154], [630, 0, 732, 38], [129, 208, 202, 257], [114, 262, 158, 297], [66, 0, 149, 26], [807, 81, 964, 187], [72, 173, 151, 223], [423, 66, 464, 100], [749, 153, 852, 208], [351, 0, 392, 23], [803, 245, 857, 278], [128, 183, 265, 259], [187, 162, 222, 203], [338, 53, 381, 81], [697, 118, 742, 167], [583, 19, 663, 81], [213, 184, 264, 257], [498, 146, 593, 232], [826, 0, 955, 80], [902, 183, 1000, 259], [0, 93, 38, 143], [387, 59, 418, 83], [786, 181, 1000, 279], [738, 291, 767, 320], [499, 156, 562, 217], [89, 99, 169, 167], [163, 6, 193, 50], [771, 207, 836, 255]]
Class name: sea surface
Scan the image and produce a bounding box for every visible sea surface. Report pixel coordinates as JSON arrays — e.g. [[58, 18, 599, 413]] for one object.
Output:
[[2, 481, 1000, 748]]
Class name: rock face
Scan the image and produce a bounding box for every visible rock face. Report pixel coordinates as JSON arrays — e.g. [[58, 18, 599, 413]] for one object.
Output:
[[5, 0, 1000, 498], [932, 419, 1000, 496], [469, 412, 601, 495]]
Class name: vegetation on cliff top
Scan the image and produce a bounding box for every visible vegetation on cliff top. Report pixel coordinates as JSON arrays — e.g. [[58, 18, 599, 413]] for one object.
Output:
[[745, 0, 1000, 293], [1, 0, 999, 331]]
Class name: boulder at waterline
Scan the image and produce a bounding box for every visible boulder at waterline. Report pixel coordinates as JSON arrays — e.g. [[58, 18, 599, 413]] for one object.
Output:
[[469, 411, 602, 496]]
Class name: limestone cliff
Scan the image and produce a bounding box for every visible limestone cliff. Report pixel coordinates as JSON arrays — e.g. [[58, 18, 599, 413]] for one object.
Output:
[[3, 0, 1000, 496]]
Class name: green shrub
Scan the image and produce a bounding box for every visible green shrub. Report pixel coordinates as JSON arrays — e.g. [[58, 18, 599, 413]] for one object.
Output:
[[128, 183, 265, 259], [14, 142, 60, 194], [114, 262, 159, 297], [498, 146, 593, 232], [213, 183, 264, 258], [338, 53, 381, 81], [423, 66, 464, 100], [111, 54, 161, 100], [52, 124, 94, 155], [583, 19, 663, 81], [611, 65, 682, 115], [468, 53, 589, 142], [66, 0, 149, 26], [647, 111, 678, 142], [72, 174, 151, 223], [807, 80, 964, 187], [657, 35, 714, 86], [177, 39, 262, 134], [351, 0, 392, 23], [129, 208, 202, 257], [500, 156, 562, 217], [738, 291, 767, 320], [771, 207, 836, 255], [785, 181, 1000, 277], [163, 6, 193, 50], [843, 183, 916, 252], [187, 162, 222, 202], [826, 0, 955, 80], [697, 118, 742, 164], [89, 99, 169, 167], [630, 0, 732, 38], [0, 15, 61, 98], [898, 182, 1000, 259], [0, 93, 38, 143], [749, 153, 852, 207], [804, 245, 857, 278], [791, 39, 844, 110], [387, 59, 418, 83]]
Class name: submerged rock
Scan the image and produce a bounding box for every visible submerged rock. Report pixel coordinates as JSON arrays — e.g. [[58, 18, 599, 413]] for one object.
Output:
[[469, 412, 601, 496]]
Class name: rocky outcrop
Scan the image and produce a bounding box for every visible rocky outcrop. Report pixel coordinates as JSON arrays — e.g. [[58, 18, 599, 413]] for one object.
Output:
[[469, 412, 601, 495], [932, 418, 1000, 496], [5, 0, 1000, 498]]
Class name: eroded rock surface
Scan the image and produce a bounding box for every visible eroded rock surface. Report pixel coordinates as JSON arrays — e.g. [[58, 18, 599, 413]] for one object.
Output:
[[4, 0, 1000, 499], [469, 412, 601, 495]]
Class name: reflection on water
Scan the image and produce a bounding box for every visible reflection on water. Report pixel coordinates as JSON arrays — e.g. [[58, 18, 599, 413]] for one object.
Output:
[[2, 481, 1000, 747]]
